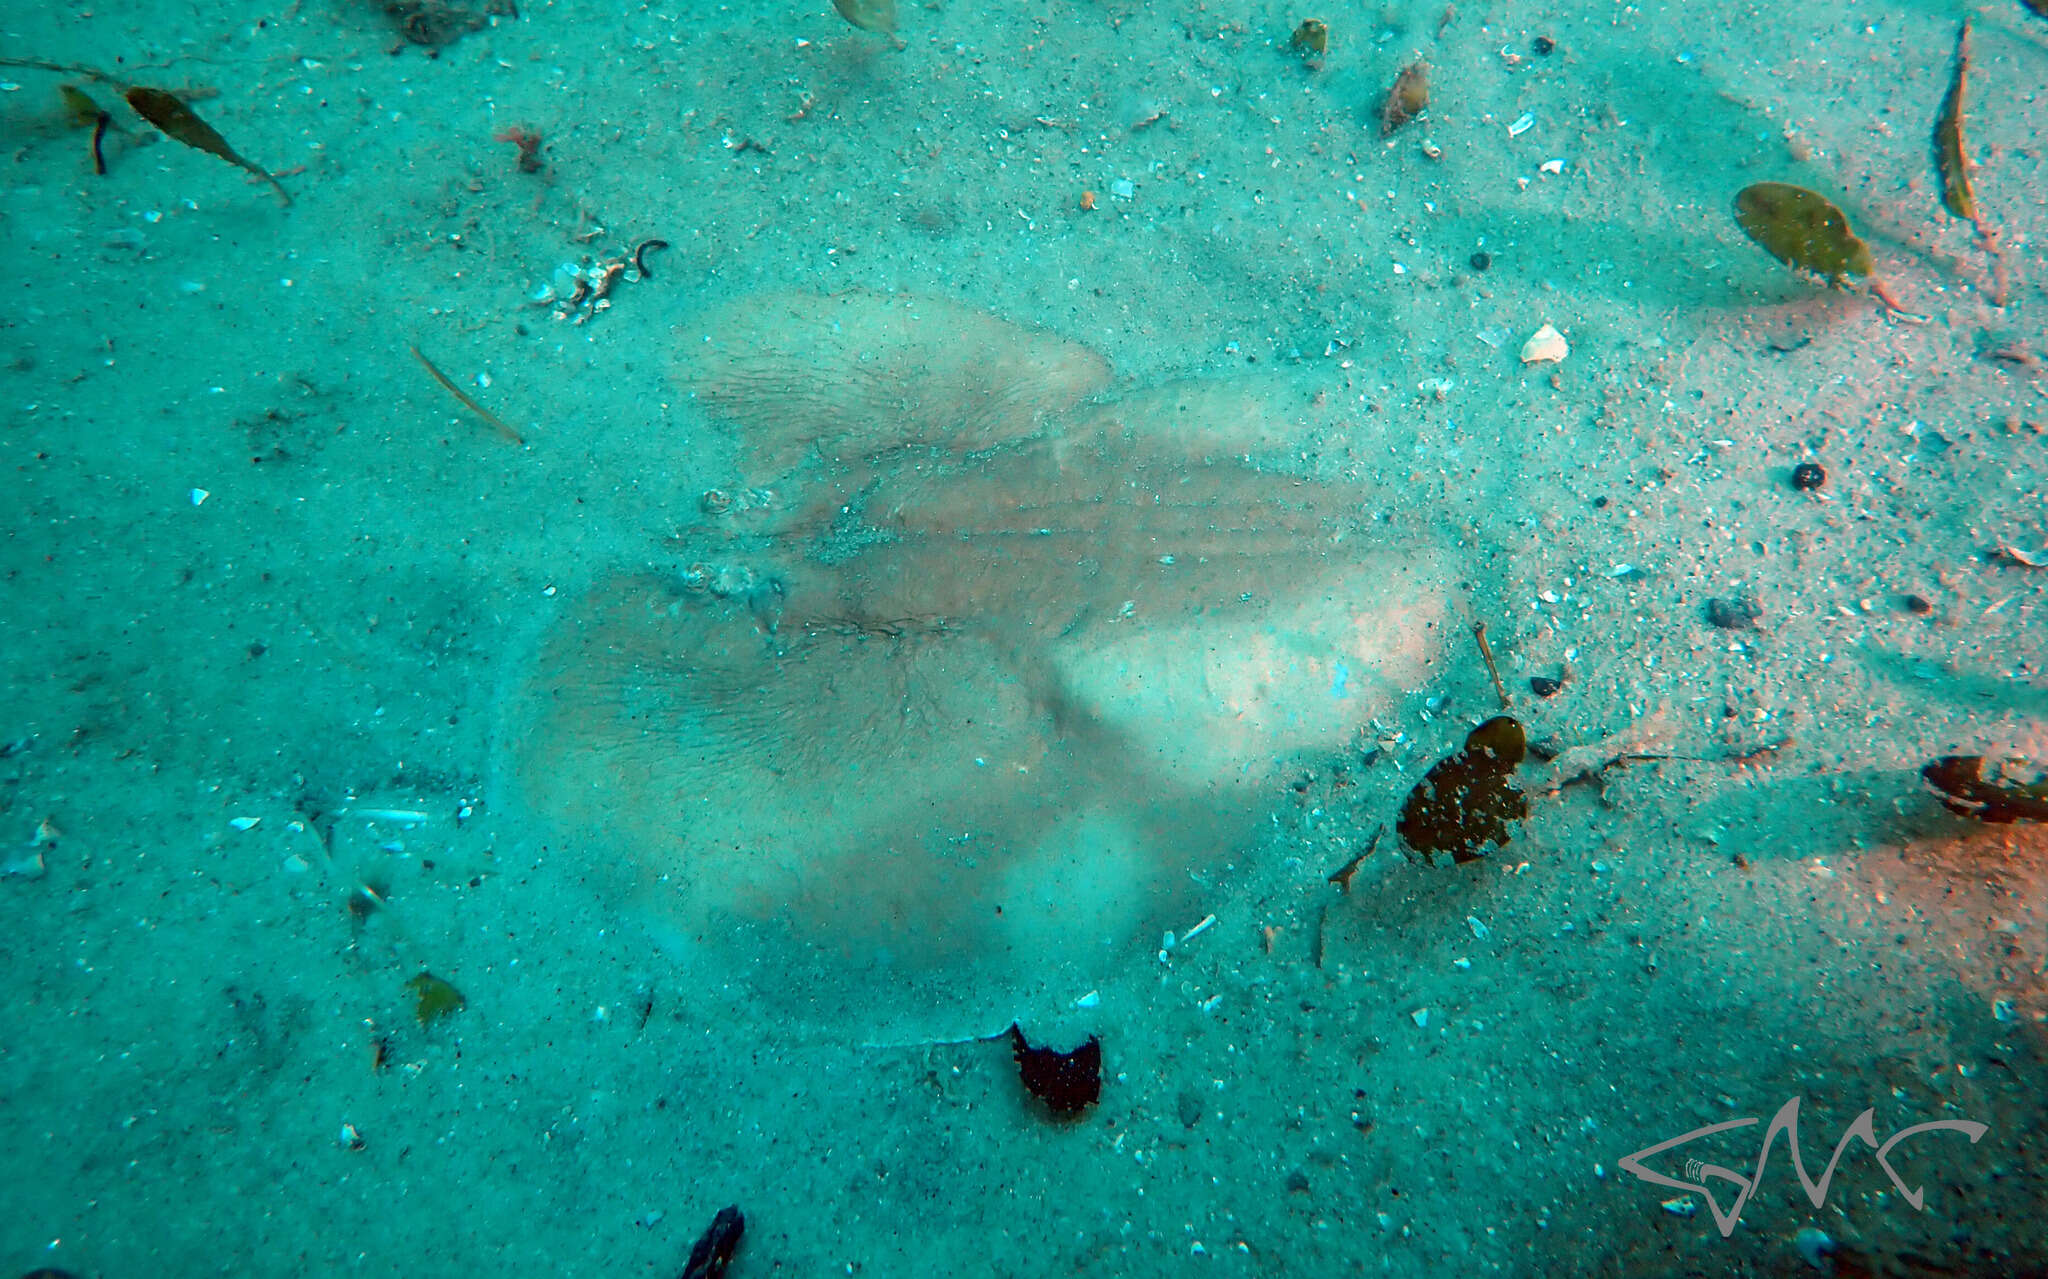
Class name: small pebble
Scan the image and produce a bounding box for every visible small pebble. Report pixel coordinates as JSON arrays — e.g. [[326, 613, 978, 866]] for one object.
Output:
[[1794, 1226, 1837, 1271], [1532, 35, 1556, 55], [1530, 675, 1563, 697], [1520, 322, 1569, 365], [1790, 462, 1826, 491], [1469, 251, 1492, 272], [1903, 593, 1932, 615]]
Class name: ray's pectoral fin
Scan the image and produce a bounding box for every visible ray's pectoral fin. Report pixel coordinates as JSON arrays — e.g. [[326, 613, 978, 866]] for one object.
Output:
[[671, 289, 1113, 483]]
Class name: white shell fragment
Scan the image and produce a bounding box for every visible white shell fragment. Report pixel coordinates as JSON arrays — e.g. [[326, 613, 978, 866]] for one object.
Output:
[[1520, 323, 1569, 365]]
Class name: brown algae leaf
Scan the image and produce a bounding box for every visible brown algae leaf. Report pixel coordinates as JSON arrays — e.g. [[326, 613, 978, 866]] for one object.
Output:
[[1380, 60, 1429, 136], [1733, 182, 1872, 284], [406, 972, 466, 1024], [1922, 756, 2048, 824], [123, 85, 291, 205], [831, 0, 897, 34], [1397, 716, 1528, 865], [1934, 22, 1977, 224]]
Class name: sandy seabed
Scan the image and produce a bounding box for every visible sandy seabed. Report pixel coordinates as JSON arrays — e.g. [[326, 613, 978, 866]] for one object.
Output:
[[2, 1, 2046, 1275]]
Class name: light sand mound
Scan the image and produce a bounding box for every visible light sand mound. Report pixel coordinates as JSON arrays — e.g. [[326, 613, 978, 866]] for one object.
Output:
[[671, 289, 1112, 480]]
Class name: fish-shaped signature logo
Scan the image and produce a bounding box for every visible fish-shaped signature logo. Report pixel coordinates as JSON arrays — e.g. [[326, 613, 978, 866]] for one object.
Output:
[[1619, 1097, 1987, 1237]]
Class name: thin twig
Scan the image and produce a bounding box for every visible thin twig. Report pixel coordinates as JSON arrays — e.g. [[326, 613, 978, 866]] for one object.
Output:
[[409, 345, 524, 446]]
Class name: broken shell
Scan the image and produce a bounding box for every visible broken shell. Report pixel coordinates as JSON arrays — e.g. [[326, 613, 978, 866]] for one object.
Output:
[[1519, 323, 1569, 365]]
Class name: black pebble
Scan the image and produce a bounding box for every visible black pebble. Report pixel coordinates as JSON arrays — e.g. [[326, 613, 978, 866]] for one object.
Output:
[[1010, 1023, 1102, 1117], [1532, 35, 1556, 55], [1530, 675, 1563, 698], [1903, 593, 1932, 615], [679, 1205, 744, 1279], [1790, 462, 1826, 491], [1469, 251, 1491, 272], [1706, 596, 1762, 630]]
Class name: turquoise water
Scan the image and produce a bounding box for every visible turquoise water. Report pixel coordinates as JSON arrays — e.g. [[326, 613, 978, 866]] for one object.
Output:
[[3, 1, 2045, 1275]]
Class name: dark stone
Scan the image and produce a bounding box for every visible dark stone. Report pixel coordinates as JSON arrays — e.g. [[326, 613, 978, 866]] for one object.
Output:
[[1469, 251, 1492, 271], [1903, 593, 1933, 615], [1010, 1024, 1102, 1117], [1530, 675, 1563, 698], [1532, 35, 1556, 55], [1706, 596, 1762, 630], [1790, 462, 1826, 491], [680, 1205, 744, 1279]]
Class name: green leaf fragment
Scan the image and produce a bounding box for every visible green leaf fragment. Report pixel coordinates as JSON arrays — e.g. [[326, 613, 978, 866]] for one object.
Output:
[[1733, 182, 1873, 284], [406, 972, 466, 1024], [59, 84, 103, 126], [831, 0, 896, 34], [1934, 23, 1977, 223], [123, 85, 291, 205]]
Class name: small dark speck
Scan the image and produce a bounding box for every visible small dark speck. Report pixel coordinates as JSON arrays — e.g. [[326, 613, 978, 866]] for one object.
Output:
[[1903, 594, 1932, 615], [1790, 462, 1826, 491], [1530, 675, 1563, 698], [1469, 251, 1491, 272], [1532, 35, 1556, 55]]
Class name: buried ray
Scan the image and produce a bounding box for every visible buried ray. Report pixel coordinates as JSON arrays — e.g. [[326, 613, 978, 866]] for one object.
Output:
[[501, 292, 1457, 1027]]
